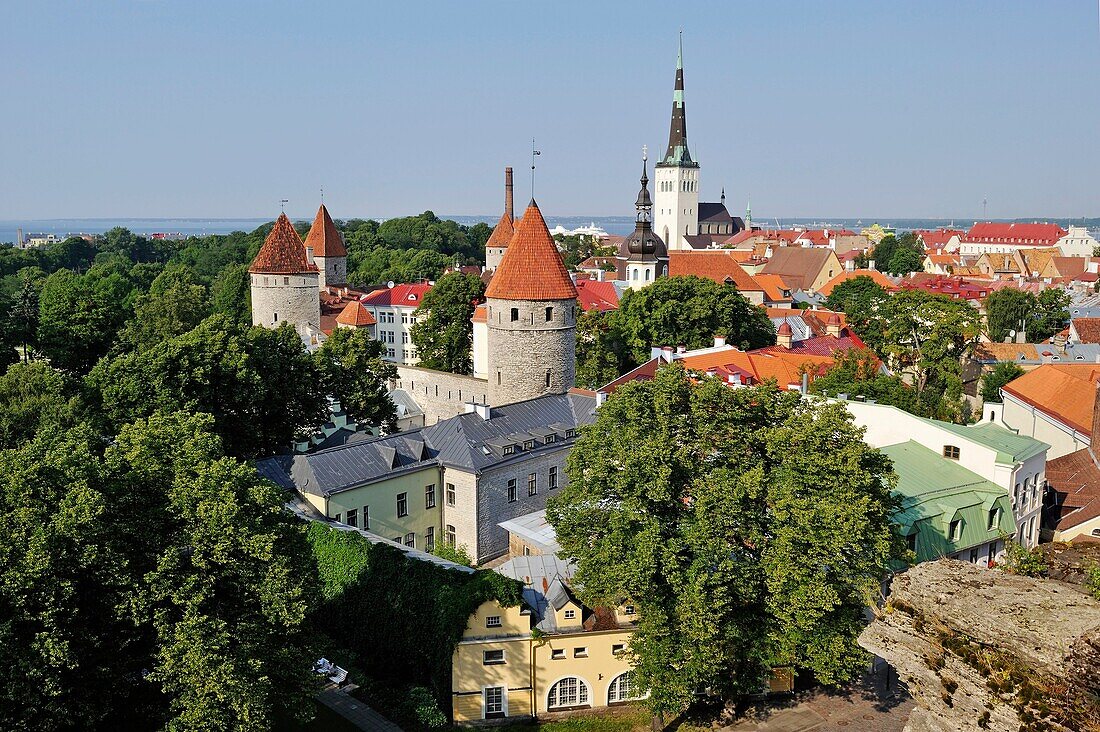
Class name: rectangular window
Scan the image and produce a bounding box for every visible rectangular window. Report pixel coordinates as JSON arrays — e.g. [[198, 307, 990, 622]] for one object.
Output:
[[362, 505, 370, 530], [949, 519, 962, 542], [333, 512, 341, 524], [566, 428, 576, 438], [528, 472, 537, 496], [612, 643, 625, 656], [425, 484, 436, 509], [484, 686, 504, 718], [522, 439, 534, 450], [404, 532, 415, 548], [446, 483, 456, 506], [573, 647, 588, 658], [507, 479, 517, 502], [345, 508, 358, 528], [446, 524, 456, 546], [397, 492, 408, 517], [392, 536, 401, 543], [483, 649, 505, 665], [549, 466, 558, 489], [563, 609, 576, 620], [503, 445, 514, 455], [906, 532, 918, 554], [425, 526, 435, 552], [486, 616, 502, 628], [943, 445, 960, 460], [988, 507, 1001, 531], [544, 434, 556, 444], [624, 604, 635, 615], [551, 649, 565, 660]]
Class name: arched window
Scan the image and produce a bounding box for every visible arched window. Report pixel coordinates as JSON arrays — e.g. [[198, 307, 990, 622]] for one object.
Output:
[[644, 269, 651, 281], [510, 308, 519, 322], [607, 671, 645, 704], [547, 677, 590, 709], [632, 269, 638, 281]]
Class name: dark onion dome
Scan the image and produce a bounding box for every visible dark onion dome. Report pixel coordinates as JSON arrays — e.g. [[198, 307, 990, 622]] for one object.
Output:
[[624, 157, 666, 261]]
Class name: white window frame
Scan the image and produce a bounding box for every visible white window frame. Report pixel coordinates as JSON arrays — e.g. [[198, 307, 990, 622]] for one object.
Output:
[[486, 615, 502, 628], [483, 685, 506, 719], [607, 671, 645, 704], [546, 676, 591, 710]]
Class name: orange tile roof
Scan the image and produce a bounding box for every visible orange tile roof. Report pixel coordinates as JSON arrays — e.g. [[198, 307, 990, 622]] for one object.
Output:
[[752, 273, 792, 301], [335, 300, 376, 327], [817, 269, 896, 296], [669, 251, 764, 292], [680, 348, 834, 389], [1002, 364, 1100, 435], [304, 204, 347, 257], [249, 213, 318, 274], [485, 211, 514, 250], [485, 200, 577, 301], [472, 303, 488, 323]]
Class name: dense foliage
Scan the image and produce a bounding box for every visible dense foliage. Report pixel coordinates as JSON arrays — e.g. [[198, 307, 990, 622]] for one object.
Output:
[[981, 362, 1025, 404], [410, 271, 486, 374], [871, 232, 924, 275], [548, 365, 903, 721], [985, 287, 1070, 343]]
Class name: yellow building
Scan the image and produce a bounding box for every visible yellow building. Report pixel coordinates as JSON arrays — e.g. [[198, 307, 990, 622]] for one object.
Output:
[[452, 553, 644, 724]]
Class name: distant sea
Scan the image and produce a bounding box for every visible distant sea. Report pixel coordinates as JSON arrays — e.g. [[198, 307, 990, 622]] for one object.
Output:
[[3, 215, 1098, 244]]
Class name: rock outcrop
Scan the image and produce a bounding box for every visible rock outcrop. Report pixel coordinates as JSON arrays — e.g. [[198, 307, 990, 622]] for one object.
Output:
[[859, 559, 1100, 732]]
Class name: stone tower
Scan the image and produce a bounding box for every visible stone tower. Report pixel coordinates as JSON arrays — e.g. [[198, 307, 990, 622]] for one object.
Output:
[[304, 203, 347, 288], [484, 167, 515, 271], [623, 150, 668, 288], [484, 199, 577, 406], [653, 33, 700, 252], [249, 213, 320, 332]]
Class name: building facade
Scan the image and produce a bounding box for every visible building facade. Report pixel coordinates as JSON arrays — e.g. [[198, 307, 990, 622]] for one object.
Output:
[[360, 283, 432, 364]]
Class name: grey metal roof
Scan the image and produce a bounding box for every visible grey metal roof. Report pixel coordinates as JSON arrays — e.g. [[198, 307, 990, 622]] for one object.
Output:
[[256, 392, 597, 498], [496, 554, 576, 632], [498, 509, 560, 553], [389, 388, 423, 418]]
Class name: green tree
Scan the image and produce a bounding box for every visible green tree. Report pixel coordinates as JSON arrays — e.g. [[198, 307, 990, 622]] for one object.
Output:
[[985, 289, 1035, 343], [210, 263, 252, 326], [547, 365, 901, 722], [873, 232, 924, 276], [410, 272, 485, 374], [315, 328, 398, 431], [0, 361, 84, 449], [823, 276, 891, 352], [981, 362, 1025, 404], [122, 264, 210, 350], [574, 308, 628, 389], [37, 269, 130, 372], [808, 348, 918, 413], [43, 236, 97, 272], [888, 247, 924, 276], [613, 276, 775, 367], [1030, 288, 1070, 341], [9, 274, 39, 362]]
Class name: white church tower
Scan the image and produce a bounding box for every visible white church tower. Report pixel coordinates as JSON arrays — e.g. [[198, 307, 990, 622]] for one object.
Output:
[[653, 34, 699, 252]]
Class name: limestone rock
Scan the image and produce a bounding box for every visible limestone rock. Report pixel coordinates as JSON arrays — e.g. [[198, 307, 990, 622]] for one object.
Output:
[[859, 559, 1100, 732]]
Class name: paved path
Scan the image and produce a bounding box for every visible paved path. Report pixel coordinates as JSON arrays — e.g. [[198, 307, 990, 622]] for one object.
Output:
[[317, 688, 403, 732]]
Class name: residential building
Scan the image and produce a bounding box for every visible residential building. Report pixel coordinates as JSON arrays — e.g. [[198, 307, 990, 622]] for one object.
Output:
[[360, 283, 432, 365], [758, 246, 842, 294], [816, 269, 897, 297], [1045, 386, 1100, 542], [916, 228, 965, 251], [1056, 226, 1099, 258], [923, 251, 961, 275], [956, 222, 1068, 256], [898, 274, 991, 303], [258, 392, 597, 564], [668, 250, 765, 304], [843, 400, 1049, 548], [1000, 364, 1100, 459]]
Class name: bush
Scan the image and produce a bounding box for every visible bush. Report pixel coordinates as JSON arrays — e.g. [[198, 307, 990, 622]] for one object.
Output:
[[405, 686, 448, 729], [1085, 562, 1100, 600], [1000, 539, 1047, 578]]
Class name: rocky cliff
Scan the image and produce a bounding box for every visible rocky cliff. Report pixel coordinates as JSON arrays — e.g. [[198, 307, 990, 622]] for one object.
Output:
[[859, 560, 1100, 732]]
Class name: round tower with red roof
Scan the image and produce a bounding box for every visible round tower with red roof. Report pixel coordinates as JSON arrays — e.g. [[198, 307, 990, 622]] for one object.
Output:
[[249, 213, 321, 332], [485, 199, 577, 406]]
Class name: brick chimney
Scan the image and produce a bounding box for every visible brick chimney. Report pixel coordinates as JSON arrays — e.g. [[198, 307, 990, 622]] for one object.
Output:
[[505, 167, 514, 221]]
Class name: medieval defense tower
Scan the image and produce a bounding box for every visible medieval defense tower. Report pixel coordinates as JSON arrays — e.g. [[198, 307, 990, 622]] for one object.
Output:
[[304, 203, 348, 289], [484, 199, 577, 406], [249, 213, 321, 331], [484, 167, 515, 271]]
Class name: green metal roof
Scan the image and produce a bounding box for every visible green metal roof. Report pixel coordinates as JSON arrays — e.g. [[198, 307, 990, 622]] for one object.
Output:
[[881, 441, 1015, 563], [925, 419, 1049, 464]]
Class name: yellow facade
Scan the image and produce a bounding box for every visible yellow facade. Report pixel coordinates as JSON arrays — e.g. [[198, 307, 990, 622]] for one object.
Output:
[[452, 600, 640, 724], [306, 465, 443, 552]]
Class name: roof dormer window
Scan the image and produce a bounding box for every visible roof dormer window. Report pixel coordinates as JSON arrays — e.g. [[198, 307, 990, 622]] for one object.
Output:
[[503, 445, 515, 456]]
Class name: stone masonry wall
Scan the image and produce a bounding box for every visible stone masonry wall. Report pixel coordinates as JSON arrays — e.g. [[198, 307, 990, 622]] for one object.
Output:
[[315, 255, 346, 289], [476, 448, 572, 563], [392, 365, 489, 425], [250, 272, 321, 329], [486, 297, 576, 407]]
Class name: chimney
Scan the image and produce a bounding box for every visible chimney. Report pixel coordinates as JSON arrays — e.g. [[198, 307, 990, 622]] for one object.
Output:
[[826, 314, 843, 338], [868, 259, 876, 271], [714, 335, 727, 348], [596, 390, 608, 407], [676, 345, 686, 354], [464, 401, 491, 419], [660, 345, 674, 361], [505, 167, 514, 220]]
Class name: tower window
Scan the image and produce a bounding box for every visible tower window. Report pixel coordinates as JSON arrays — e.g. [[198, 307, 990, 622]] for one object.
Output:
[[510, 308, 519, 322], [283, 276, 290, 285], [545, 370, 551, 388], [272, 313, 278, 323], [545, 306, 553, 321], [496, 370, 502, 385]]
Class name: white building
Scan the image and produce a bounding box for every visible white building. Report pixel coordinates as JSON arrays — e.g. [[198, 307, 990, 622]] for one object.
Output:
[[842, 400, 1049, 548], [1057, 226, 1099, 258], [359, 282, 432, 365]]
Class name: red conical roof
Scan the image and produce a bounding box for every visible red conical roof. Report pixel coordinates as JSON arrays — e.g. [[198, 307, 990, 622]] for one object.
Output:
[[336, 300, 376, 327], [485, 211, 514, 249], [304, 204, 347, 257], [485, 200, 577, 301], [249, 213, 318, 274]]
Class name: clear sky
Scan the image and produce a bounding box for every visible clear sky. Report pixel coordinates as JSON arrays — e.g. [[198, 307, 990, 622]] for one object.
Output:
[[3, 1, 1098, 221]]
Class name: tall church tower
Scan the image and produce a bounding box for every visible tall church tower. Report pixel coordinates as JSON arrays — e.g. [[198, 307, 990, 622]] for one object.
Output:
[[249, 213, 320, 332], [304, 204, 347, 289], [485, 199, 577, 406], [653, 34, 699, 252]]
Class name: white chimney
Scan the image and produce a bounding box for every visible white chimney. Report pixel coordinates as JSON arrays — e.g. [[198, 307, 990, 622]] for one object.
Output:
[[596, 391, 608, 407], [596, 269, 604, 282], [714, 335, 727, 348], [661, 346, 674, 361], [474, 403, 491, 420], [676, 345, 686, 354]]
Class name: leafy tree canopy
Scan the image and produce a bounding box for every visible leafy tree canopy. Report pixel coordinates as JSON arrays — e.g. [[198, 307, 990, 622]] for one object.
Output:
[[981, 362, 1025, 404], [410, 271, 485, 374], [315, 327, 398, 431]]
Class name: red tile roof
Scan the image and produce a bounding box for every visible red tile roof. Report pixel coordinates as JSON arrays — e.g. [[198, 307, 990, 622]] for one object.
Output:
[[669, 251, 764, 292], [899, 275, 990, 300], [1046, 447, 1100, 532], [485, 200, 577, 301], [485, 211, 514, 250], [249, 213, 318, 274], [360, 283, 433, 308], [916, 228, 965, 247], [757, 332, 866, 357], [472, 303, 487, 323], [963, 222, 1067, 246], [575, 280, 620, 312], [304, 204, 347, 257], [1074, 318, 1100, 344], [335, 300, 376, 327], [817, 269, 897, 296]]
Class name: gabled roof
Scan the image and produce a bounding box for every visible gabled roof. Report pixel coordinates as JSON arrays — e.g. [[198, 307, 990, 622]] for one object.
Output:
[[574, 280, 620, 312], [249, 213, 318, 274], [759, 247, 836, 290], [335, 300, 376, 327], [668, 251, 764, 292], [1001, 364, 1100, 435], [817, 269, 897, 296], [304, 204, 347, 257], [485, 200, 578, 301], [916, 228, 965, 247], [698, 202, 733, 225], [753, 273, 793, 302], [963, 222, 1067, 246], [360, 283, 432, 308]]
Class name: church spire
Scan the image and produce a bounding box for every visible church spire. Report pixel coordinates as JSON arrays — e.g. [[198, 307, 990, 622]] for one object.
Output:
[[660, 31, 696, 168]]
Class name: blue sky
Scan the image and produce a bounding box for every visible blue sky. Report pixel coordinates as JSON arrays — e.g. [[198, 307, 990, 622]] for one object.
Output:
[[2, 1, 1098, 220]]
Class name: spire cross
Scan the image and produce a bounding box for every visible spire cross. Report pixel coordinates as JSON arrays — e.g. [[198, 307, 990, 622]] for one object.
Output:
[[642, 144, 648, 162], [280, 199, 288, 213]]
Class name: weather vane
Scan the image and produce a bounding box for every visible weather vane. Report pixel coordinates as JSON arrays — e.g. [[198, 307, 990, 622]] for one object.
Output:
[[280, 199, 289, 213], [531, 138, 541, 199], [320, 186, 324, 203], [642, 144, 648, 163]]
